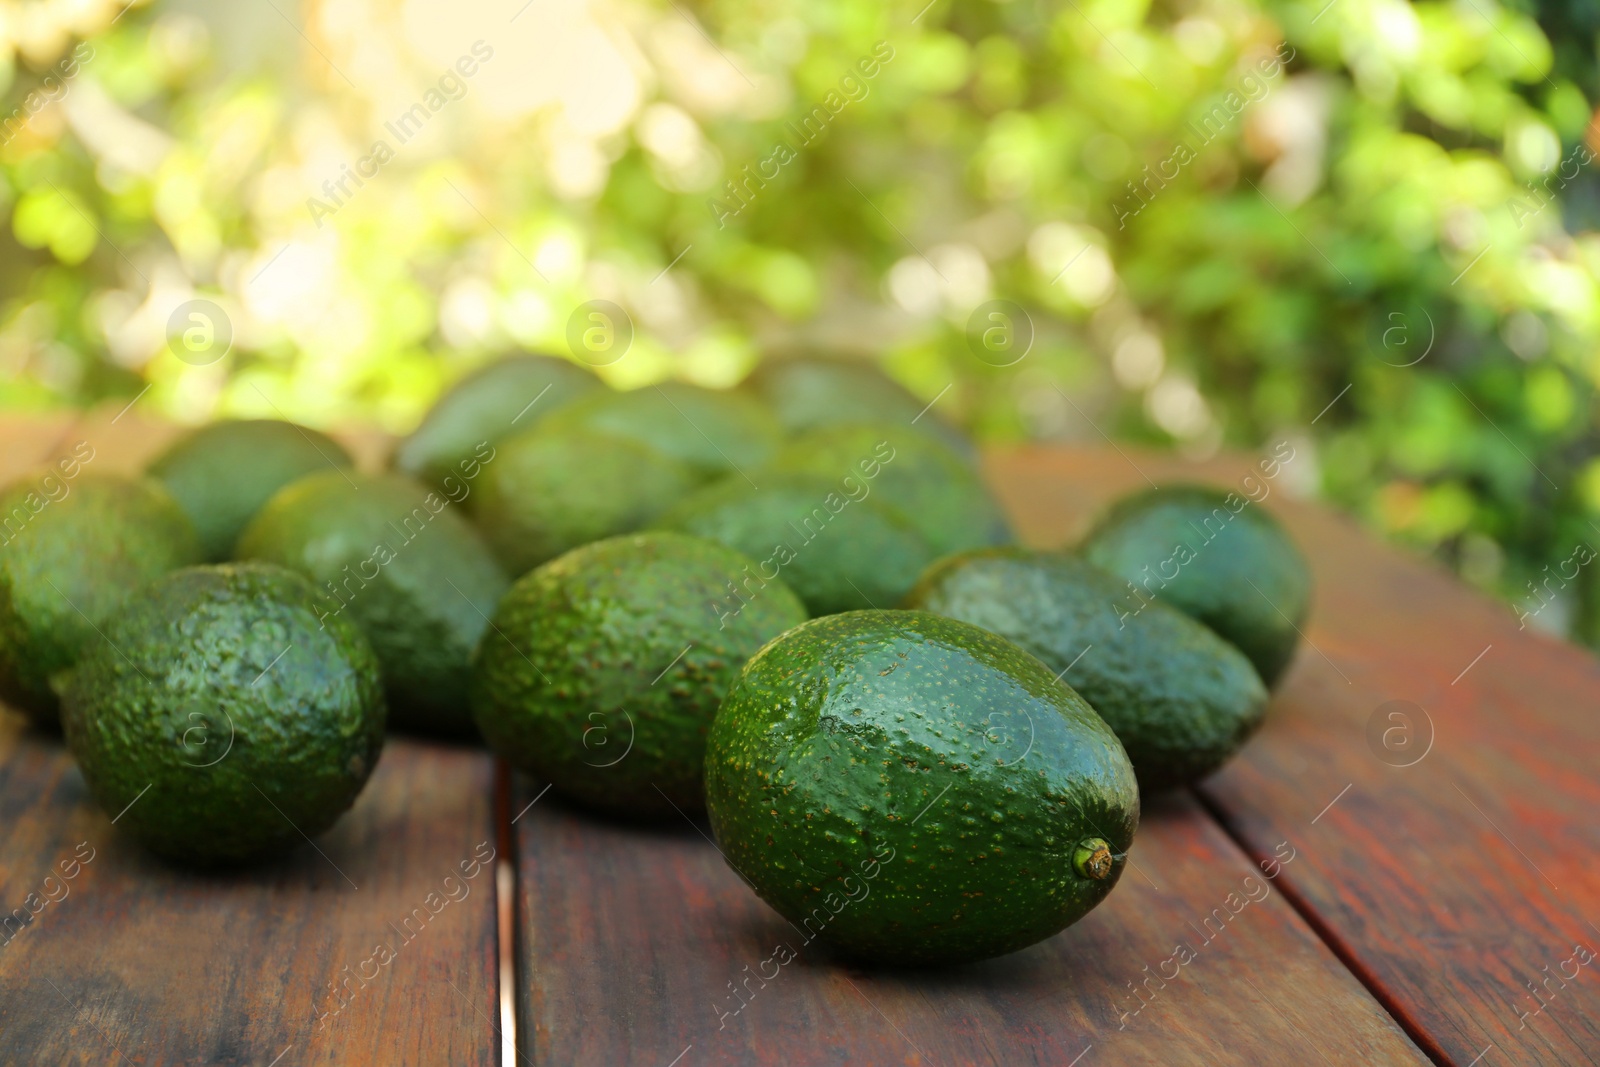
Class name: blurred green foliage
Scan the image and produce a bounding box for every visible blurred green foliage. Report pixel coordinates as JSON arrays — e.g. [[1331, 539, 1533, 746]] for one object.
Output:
[[0, 0, 1598, 644]]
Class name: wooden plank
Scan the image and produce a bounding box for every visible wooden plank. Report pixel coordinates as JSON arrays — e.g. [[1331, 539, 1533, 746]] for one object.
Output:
[[0, 414, 501, 1065], [512, 782, 1424, 1065], [0, 719, 502, 1066], [986, 445, 1600, 1066]]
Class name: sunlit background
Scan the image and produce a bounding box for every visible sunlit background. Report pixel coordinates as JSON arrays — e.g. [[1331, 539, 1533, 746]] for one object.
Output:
[[1, 0, 1598, 644]]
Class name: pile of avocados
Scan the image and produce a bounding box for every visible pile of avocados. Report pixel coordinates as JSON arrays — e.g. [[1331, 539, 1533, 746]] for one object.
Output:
[[0, 352, 1311, 968]]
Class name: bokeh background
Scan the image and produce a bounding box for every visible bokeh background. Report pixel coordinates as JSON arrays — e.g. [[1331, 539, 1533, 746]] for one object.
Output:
[[1, 0, 1597, 644]]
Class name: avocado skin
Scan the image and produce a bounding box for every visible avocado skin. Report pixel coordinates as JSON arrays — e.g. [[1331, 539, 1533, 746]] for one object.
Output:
[[0, 472, 200, 727], [393, 354, 600, 487], [1080, 485, 1311, 685], [147, 419, 353, 561], [471, 427, 697, 576], [653, 472, 936, 616], [744, 358, 975, 461], [61, 563, 385, 865], [471, 532, 807, 818], [235, 471, 508, 735], [705, 609, 1139, 966], [907, 549, 1268, 791], [766, 422, 1010, 556], [538, 382, 780, 482]]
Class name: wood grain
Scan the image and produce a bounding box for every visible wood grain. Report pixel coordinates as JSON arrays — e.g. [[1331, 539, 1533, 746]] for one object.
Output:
[[512, 781, 1424, 1065], [986, 444, 1600, 1066], [0, 721, 502, 1066]]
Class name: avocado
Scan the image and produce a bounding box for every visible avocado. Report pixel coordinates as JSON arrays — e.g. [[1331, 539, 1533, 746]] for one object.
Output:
[[744, 357, 974, 461], [704, 609, 1138, 966], [235, 471, 508, 735], [907, 549, 1268, 790], [765, 422, 1010, 556], [470, 427, 697, 576], [393, 353, 600, 487], [0, 469, 200, 727], [537, 382, 780, 482], [1080, 485, 1311, 685], [147, 419, 354, 561], [653, 472, 936, 615], [471, 532, 807, 817], [61, 562, 385, 865]]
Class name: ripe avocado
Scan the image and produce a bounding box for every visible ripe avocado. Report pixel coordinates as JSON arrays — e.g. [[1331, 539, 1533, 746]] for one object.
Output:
[[537, 382, 780, 482], [235, 470, 508, 735], [1080, 485, 1311, 685], [393, 353, 600, 487], [653, 472, 936, 616], [744, 357, 975, 461], [471, 532, 807, 817], [470, 427, 697, 576], [907, 549, 1268, 790], [0, 470, 200, 727], [61, 563, 385, 865], [765, 422, 1010, 556], [705, 610, 1139, 966], [147, 419, 354, 561]]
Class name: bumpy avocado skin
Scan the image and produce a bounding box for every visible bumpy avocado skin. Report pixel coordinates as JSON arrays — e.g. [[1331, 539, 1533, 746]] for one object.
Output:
[[744, 358, 975, 461], [766, 422, 1010, 556], [0, 471, 201, 727], [147, 419, 354, 561], [538, 382, 781, 481], [393, 354, 600, 487], [1080, 485, 1311, 685], [907, 549, 1268, 791], [471, 532, 807, 817], [470, 427, 698, 576], [653, 472, 936, 616], [705, 610, 1139, 966], [235, 470, 508, 735], [60, 563, 386, 865]]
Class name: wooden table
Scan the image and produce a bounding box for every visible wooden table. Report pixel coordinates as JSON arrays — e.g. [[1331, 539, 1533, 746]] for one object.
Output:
[[1, 408, 1595, 1065]]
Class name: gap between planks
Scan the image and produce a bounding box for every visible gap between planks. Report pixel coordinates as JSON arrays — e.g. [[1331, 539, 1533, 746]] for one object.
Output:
[[1190, 786, 1453, 1067]]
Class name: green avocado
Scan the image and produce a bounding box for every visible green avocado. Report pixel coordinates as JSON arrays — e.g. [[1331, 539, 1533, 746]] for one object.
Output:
[[393, 353, 600, 487], [235, 470, 508, 735], [1080, 485, 1311, 685], [471, 532, 807, 817], [765, 422, 1010, 556], [61, 563, 385, 865], [653, 472, 936, 616], [147, 419, 354, 561], [0, 470, 200, 727], [705, 609, 1138, 966], [538, 382, 780, 482], [744, 357, 975, 461], [907, 549, 1268, 790], [470, 427, 698, 576]]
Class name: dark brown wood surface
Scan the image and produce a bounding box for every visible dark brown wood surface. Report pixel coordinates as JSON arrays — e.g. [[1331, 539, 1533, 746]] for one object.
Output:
[[512, 783, 1425, 1065], [0, 411, 502, 1066], [986, 444, 1600, 1067], [5, 415, 1599, 1065]]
